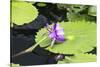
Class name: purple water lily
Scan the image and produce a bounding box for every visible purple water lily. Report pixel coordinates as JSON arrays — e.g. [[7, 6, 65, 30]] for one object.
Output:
[[46, 23, 65, 47]]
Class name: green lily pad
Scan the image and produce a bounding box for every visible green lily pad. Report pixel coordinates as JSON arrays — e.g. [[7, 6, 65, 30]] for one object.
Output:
[[57, 53, 96, 64], [88, 6, 96, 16], [36, 21, 96, 54], [37, 3, 47, 7], [11, 63, 20, 67], [65, 53, 96, 63], [11, 1, 38, 25], [57, 60, 67, 64]]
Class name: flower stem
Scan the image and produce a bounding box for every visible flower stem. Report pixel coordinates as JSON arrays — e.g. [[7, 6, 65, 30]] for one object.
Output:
[[50, 38, 55, 47], [65, 56, 72, 61], [12, 36, 47, 58]]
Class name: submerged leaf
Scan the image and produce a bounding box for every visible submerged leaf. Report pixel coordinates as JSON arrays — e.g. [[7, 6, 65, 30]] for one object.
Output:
[[11, 1, 38, 25], [36, 21, 96, 54], [67, 12, 90, 22], [70, 5, 87, 13]]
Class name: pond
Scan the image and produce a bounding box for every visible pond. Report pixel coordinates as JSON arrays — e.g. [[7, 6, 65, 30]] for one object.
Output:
[[11, 1, 96, 66]]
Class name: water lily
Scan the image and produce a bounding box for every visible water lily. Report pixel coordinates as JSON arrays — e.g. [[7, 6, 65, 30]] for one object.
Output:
[[46, 23, 65, 47]]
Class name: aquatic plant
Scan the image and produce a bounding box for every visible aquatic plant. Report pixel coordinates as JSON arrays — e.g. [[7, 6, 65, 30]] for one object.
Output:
[[36, 21, 96, 54], [11, 1, 38, 25], [11, 1, 96, 66], [35, 21, 96, 63], [11, 63, 20, 67], [57, 4, 96, 22], [58, 53, 96, 63]]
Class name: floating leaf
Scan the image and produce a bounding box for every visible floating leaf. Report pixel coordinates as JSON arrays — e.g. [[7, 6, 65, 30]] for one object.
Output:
[[11, 63, 20, 67], [57, 53, 96, 64], [11, 1, 38, 25], [27, 1, 36, 4], [37, 3, 47, 7], [88, 6, 96, 16], [57, 60, 67, 64], [65, 53, 96, 63], [36, 21, 96, 54], [35, 29, 52, 47]]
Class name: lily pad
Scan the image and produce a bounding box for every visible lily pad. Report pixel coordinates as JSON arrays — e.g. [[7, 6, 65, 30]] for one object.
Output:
[[57, 53, 96, 64], [37, 3, 47, 7], [11, 1, 38, 25], [11, 63, 20, 67], [57, 60, 67, 64], [36, 21, 96, 54], [88, 6, 96, 16], [65, 53, 96, 63]]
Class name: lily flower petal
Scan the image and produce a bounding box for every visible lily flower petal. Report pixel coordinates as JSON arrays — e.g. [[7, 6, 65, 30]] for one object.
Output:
[[48, 23, 65, 42]]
